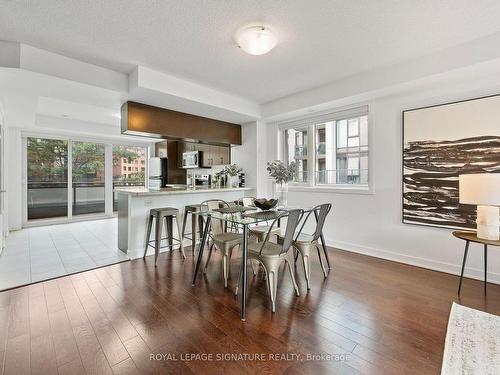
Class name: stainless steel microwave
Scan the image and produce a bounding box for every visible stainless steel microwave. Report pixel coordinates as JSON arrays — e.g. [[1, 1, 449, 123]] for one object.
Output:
[[182, 151, 201, 168]]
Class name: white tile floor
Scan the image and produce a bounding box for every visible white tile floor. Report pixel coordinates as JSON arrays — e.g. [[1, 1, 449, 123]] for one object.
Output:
[[0, 218, 129, 290]]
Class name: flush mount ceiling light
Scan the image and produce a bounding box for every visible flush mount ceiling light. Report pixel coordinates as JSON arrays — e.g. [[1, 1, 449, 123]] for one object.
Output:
[[235, 25, 278, 55]]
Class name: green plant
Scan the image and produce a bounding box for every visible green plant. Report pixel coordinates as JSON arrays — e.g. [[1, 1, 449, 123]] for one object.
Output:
[[222, 164, 242, 177], [266, 160, 297, 184]]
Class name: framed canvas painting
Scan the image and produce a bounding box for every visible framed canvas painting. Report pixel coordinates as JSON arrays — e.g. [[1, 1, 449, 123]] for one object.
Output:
[[402, 94, 500, 230]]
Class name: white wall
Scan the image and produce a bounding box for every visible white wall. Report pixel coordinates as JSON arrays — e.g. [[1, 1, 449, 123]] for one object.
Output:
[[265, 69, 500, 284], [6, 127, 22, 231], [231, 122, 257, 190], [0, 100, 6, 249], [230, 120, 272, 198]]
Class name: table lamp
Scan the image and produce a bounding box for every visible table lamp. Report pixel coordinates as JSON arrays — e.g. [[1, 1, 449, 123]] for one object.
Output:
[[459, 173, 500, 240]]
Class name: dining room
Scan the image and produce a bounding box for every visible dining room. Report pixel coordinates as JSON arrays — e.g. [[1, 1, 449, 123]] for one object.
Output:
[[2, 1, 500, 374]]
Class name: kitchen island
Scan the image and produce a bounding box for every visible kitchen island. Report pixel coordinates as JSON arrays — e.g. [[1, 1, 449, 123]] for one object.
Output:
[[115, 186, 254, 258]]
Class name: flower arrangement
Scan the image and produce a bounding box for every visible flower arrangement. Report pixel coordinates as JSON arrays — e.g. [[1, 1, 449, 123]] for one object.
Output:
[[266, 160, 297, 184], [222, 164, 242, 177]]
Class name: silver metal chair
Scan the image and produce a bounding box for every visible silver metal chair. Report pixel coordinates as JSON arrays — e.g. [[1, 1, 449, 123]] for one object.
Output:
[[235, 209, 304, 313], [143, 207, 186, 266], [284, 203, 332, 290], [238, 196, 282, 244], [202, 199, 244, 288]]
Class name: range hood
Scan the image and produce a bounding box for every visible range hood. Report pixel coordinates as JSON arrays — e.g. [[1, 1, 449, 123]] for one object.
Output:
[[121, 101, 242, 145]]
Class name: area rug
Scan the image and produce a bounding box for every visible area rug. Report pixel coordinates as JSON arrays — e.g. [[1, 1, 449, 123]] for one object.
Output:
[[442, 302, 500, 374]]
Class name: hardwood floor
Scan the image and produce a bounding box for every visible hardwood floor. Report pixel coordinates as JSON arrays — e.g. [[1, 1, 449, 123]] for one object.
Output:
[[1, 246, 500, 375]]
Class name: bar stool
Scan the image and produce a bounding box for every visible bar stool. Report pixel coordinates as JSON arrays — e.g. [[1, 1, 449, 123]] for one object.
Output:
[[181, 204, 204, 256], [143, 207, 186, 266]]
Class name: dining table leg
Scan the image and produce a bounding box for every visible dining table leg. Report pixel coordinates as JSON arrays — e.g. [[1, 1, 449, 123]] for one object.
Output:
[[241, 224, 248, 321], [314, 209, 331, 270], [192, 216, 211, 286]]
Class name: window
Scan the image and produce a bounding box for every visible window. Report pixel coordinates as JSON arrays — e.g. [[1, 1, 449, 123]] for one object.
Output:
[[281, 106, 369, 188], [283, 127, 308, 183], [27, 138, 68, 220], [112, 145, 147, 211], [315, 115, 368, 185], [72, 141, 105, 215], [25, 136, 148, 222]]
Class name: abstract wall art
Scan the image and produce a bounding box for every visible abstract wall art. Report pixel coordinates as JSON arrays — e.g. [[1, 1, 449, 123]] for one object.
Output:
[[402, 95, 500, 229]]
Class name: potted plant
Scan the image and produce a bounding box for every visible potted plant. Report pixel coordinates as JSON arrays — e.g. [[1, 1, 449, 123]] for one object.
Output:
[[266, 160, 297, 206], [222, 164, 242, 188]]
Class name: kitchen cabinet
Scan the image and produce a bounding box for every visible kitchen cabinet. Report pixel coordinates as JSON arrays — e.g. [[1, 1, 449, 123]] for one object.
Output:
[[177, 141, 231, 167], [204, 145, 230, 166], [219, 146, 231, 164]]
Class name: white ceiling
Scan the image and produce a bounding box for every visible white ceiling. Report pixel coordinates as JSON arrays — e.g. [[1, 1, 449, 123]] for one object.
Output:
[[36, 97, 121, 126], [2, 0, 500, 104]]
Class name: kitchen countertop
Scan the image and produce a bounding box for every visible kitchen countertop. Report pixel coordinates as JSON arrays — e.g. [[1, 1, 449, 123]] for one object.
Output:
[[114, 186, 254, 197]]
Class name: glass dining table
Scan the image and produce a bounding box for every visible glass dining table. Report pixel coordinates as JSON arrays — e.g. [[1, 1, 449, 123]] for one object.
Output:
[[191, 206, 331, 321]]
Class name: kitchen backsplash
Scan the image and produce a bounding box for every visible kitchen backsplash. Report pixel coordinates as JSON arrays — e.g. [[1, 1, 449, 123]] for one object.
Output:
[[185, 164, 245, 187]]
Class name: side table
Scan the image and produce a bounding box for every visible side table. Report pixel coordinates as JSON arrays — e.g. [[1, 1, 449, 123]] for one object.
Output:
[[453, 231, 500, 295]]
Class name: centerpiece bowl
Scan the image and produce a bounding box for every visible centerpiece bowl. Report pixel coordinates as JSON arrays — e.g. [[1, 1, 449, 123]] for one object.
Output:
[[254, 198, 278, 211]]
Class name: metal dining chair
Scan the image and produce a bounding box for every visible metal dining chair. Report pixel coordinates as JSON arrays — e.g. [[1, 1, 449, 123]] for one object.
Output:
[[236, 196, 280, 276], [201, 199, 245, 288], [237, 196, 282, 244], [283, 203, 332, 290], [235, 209, 304, 313]]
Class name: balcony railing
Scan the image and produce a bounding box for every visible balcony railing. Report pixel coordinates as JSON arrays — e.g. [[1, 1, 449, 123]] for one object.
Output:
[[27, 180, 144, 219], [293, 170, 308, 183], [315, 169, 368, 185]]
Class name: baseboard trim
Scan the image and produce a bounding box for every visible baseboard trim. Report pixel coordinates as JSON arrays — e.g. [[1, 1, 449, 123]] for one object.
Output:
[[326, 238, 500, 285], [131, 238, 500, 285]]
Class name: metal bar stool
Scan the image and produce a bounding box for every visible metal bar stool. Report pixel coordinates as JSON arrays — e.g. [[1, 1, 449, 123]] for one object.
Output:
[[144, 207, 186, 265], [181, 204, 204, 256]]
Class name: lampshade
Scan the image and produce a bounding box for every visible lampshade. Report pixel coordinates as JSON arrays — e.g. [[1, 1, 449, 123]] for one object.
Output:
[[234, 25, 278, 55], [459, 173, 500, 206]]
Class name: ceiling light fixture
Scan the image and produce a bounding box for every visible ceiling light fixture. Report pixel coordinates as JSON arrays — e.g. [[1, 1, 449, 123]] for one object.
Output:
[[235, 25, 278, 55]]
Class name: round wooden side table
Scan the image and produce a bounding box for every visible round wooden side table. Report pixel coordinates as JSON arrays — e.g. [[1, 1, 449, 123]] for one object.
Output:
[[453, 231, 500, 295]]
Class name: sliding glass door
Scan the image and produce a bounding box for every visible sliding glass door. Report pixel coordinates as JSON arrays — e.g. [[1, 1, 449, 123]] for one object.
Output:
[[26, 136, 147, 223], [72, 141, 105, 215], [112, 145, 146, 211], [27, 138, 69, 220]]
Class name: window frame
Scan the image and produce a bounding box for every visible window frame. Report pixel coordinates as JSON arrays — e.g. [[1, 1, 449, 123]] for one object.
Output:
[[278, 105, 373, 194], [21, 131, 151, 226], [282, 126, 310, 185]]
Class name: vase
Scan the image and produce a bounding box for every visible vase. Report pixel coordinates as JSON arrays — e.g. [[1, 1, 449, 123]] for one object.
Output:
[[229, 175, 240, 188], [274, 182, 289, 207]]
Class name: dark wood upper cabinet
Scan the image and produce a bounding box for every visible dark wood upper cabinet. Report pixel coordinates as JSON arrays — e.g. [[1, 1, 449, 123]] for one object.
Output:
[[176, 141, 230, 167], [121, 101, 242, 145]]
